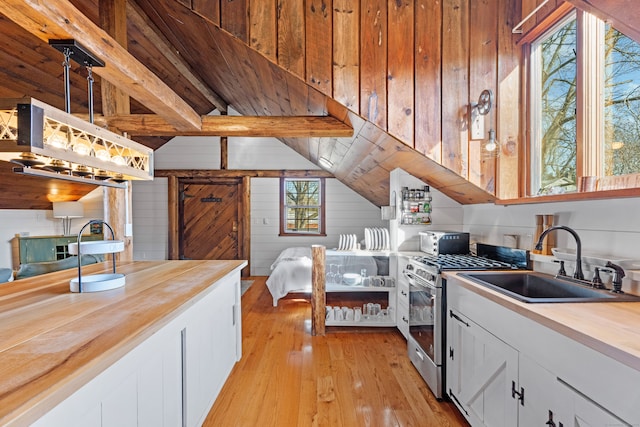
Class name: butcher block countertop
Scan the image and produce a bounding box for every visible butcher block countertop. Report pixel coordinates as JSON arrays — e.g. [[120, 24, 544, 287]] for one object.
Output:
[[446, 271, 640, 373], [0, 260, 246, 426]]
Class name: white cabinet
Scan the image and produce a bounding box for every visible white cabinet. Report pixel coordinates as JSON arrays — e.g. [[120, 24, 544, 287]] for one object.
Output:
[[447, 308, 518, 426], [446, 278, 639, 427], [34, 270, 241, 427]]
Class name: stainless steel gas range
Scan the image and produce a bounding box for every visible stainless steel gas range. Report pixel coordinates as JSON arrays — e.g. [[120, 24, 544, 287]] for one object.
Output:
[[402, 232, 529, 399]]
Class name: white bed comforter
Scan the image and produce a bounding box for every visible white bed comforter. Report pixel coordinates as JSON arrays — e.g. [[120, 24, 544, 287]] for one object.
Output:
[[266, 247, 313, 306]]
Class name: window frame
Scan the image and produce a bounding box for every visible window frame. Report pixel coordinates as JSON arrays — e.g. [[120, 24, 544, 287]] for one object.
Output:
[[525, 7, 640, 198], [279, 177, 326, 236]]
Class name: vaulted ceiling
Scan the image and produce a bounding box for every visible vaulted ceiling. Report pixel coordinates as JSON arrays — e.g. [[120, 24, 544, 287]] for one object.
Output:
[[0, 0, 638, 210]]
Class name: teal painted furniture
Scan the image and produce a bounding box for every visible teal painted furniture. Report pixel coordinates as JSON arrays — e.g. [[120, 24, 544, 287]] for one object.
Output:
[[15, 235, 102, 265]]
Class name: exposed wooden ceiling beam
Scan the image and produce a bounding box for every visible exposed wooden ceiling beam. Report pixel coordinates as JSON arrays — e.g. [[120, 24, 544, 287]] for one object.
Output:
[[3, 0, 202, 132], [126, 1, 228, 113], [106, 114, 354, 137]]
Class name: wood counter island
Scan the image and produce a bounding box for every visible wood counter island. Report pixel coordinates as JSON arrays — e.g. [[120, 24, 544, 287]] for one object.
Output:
[[0, 260, 247, 427]]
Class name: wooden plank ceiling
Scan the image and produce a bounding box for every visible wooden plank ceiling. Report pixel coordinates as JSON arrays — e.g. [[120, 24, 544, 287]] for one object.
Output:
[[0, 0, 637, 209]]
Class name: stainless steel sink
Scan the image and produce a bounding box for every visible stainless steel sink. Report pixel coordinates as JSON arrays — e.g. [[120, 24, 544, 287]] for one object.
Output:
[[458, 272, 640, 303]]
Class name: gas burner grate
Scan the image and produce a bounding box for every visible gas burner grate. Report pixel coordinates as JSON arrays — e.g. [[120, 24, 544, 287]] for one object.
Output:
[[412, 254, 516, 270]]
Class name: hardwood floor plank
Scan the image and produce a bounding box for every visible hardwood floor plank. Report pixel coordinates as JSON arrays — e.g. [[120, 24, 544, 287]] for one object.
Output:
[[205, 277, 468, 426]]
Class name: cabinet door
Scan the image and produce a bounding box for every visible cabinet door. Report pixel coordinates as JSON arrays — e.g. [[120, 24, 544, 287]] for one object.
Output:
[[560, 382, 631, 427], [21, 239, 57, 263], [518, 354, 567, 427], [447, 308, 518, 426], [33, 324, 183, 427], [184, 275, 239, 426]]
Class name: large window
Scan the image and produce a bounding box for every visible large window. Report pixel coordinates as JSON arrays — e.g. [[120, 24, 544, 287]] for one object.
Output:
[[280, 178, 326, 236], [529, 10, 640, 195]]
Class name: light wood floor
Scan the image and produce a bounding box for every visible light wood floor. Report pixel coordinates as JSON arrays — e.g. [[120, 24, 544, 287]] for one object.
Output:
[[205, 277, 469, 427]]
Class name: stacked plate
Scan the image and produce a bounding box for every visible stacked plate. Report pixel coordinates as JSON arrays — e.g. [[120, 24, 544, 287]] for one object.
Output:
[[337, 234, 358, 250], [364, 227, 390, 251]]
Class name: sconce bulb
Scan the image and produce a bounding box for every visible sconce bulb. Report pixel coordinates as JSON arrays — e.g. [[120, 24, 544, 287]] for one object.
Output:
[[485, 141, 497, 152]]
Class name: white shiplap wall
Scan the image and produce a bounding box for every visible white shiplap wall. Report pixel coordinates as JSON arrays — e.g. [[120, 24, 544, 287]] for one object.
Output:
[[463, 198, 640, 283], [130, 178, 168, 260], [463, 198, 640, 258], [251, 177, 386, 275], [131, 132, 386, 275]]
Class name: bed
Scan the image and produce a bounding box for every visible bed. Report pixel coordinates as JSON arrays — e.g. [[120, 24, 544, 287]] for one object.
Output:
[[265, 247, 386, 306]]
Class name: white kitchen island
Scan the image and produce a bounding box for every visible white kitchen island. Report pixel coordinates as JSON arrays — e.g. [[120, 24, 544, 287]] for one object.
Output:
[[0, 259, 246, 426]]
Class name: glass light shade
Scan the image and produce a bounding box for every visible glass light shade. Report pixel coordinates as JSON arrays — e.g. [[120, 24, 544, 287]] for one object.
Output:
[[73, 139, 91, 156], [111, 155, 126, 166], [95, 148, 110, 162], [47, 129, 68, 149], [482, 129, 500, 158]]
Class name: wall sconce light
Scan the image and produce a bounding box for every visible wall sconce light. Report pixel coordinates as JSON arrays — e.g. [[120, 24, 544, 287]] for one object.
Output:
[[53, 201, 84, 236], [0, 97, 154, 187]]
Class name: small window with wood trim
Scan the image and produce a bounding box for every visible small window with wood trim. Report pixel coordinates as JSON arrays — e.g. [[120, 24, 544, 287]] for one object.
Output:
[[280, 178, 326, 236]]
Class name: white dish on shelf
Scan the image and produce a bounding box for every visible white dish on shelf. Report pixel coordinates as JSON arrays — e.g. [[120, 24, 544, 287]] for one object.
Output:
[[342, 273, 362, 286], [70, 273, 126, 293], [69, 240, 125, 255], [381, 228, 389, 250], [364, 228, 372, 250], [551, 247, 640, 269]]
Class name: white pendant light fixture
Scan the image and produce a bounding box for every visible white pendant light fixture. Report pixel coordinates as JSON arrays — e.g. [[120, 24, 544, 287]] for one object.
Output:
[[0, 40, 153, 187]]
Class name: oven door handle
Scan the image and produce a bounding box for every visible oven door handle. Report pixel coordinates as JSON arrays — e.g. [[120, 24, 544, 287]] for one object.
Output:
[[404, 270, 438, 291], [403, 270, 417, 281]]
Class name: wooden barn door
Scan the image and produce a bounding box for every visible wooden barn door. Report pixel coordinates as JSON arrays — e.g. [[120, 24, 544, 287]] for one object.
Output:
[[179, 179, 243, 262]]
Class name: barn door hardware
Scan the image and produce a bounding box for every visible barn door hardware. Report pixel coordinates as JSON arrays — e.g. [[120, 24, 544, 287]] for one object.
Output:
[[511, 381, 525, 405]]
